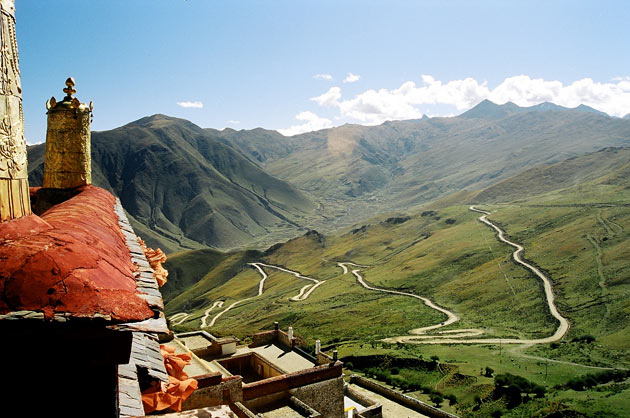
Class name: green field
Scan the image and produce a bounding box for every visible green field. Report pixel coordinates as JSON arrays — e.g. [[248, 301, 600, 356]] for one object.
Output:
[[163, 157, 630, 417]]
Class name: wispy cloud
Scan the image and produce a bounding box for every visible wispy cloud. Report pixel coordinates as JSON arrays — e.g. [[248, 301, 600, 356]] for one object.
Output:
[[278, 111, 333, 136], [313, 73, 333, 81], [176, 101, 203, 108], [308, 75, 630, 125], [343, 73, 360, 83]]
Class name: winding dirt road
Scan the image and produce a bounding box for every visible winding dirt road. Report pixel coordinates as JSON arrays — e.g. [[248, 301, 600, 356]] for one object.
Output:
[[338, 262, 459, 334], [199, 263, 269, 329], [168, 312, 190, 326], [176, 206, 569, 346], [250, 263, 325, 301], [343, 206, 569, 345], [198, 262, 325, 329], [200, 301, 225, 328]]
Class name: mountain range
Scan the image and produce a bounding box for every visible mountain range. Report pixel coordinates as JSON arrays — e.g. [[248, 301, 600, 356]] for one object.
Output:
[[28, 115, 315, 253], [27, 100, 630, 252]]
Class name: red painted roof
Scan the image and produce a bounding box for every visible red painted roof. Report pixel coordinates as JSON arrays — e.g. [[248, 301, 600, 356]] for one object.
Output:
[[0, 185, 154, 322]]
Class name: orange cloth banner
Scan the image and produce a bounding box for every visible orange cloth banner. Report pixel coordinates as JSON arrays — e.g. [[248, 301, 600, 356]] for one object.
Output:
[[142, 345, 198, 413]]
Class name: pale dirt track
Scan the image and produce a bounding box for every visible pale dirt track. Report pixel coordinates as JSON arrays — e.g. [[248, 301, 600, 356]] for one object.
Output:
[[168, 207, 620, 370], [250, 263, 325, 301], [200, 263, 269, 329], [344, 206, 569, 346], [200, 263, 324, 329], [182, 206, 569, 345]]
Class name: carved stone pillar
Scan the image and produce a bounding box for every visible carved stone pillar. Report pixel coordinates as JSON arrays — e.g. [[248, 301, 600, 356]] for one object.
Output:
[[0, 0, 31, 222], [43, 78, 93, 189]]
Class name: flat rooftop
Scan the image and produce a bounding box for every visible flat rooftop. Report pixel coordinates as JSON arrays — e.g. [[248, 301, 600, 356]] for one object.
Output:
[[168, 334, 316, 379], [256, 399, 310, 417], [246, 344, 315, 374]]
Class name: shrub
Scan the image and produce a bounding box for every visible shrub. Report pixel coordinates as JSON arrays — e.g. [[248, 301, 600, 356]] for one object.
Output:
[[445, 394, 458, 405], [430, 394, 443, 407], [494, 373, 546, 409], [564, 370, 630, 391], [485, 366, 494, 377], [490, 409, 503, 418], [391, 367, 400, 375], [571, 335, 595, 344]]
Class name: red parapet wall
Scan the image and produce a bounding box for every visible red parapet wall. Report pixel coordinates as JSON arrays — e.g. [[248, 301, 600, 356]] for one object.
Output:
[[242, 362, 343, 401]]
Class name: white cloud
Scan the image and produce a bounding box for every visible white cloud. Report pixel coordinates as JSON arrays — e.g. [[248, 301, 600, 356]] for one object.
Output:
[[311, 87, 342, 107], [313, 73, 333, 81], [176, 101, 203, 109], [343, 72, 361, 83], [308, 75, 630, 125], [278, 111, 333, 136]]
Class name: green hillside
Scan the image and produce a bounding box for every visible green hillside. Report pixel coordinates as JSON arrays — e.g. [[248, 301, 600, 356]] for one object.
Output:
[[28, 115, 316, 252], [222, 101, 630, 222], [163, 148, 630, 351], [473, 147, 630, 203], [163, 152, 630, 416]]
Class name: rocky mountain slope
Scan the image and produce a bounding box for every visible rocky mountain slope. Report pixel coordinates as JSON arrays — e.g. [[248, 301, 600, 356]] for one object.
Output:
[[28, 115, 316, 252], [28, 101, 630, 252]]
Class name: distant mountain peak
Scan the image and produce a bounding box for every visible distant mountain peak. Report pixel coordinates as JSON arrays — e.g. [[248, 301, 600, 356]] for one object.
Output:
[[574, 104, 609, 117], [624, 113, 630, 120], [459, 99, 517, 120], [125, 114, 201, 130], [461, 99, 611, 120]]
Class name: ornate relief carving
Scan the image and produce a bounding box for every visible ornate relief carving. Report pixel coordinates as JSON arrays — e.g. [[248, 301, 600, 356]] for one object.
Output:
[[0, 0, 30, 221], [0, 0, 27, 180], [43, 78, 93, 189]]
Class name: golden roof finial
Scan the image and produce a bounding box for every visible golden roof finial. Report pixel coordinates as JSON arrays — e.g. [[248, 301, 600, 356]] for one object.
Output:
[[63, 77, 76, 99]]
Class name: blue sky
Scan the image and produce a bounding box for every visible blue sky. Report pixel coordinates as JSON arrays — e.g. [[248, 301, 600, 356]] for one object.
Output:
[[16, 0, 630, 143]]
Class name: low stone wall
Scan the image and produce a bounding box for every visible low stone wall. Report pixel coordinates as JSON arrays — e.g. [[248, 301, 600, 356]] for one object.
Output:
[[243, 391, 286, 412], [289, 395, 322, 417], [344, 384, 382, 418], [231, 401, 258, 418], [316, 351, 333, 365], [349, 375, 459, 418], [182, 375, 243, 410], [356, 404, 382, 418], [243, 362, 343, 401], [251, 330, 276, 347], [250, 329, 295, 348], [289, 376, 344, 418], [218, 352, 283, 380]]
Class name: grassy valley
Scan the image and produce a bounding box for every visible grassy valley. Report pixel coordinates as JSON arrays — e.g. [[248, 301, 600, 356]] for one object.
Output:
[[163, 148, 630, 416]]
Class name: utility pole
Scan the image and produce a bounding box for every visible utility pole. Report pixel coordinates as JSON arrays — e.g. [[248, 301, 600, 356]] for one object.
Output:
[[545, 360, 548, 380]]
